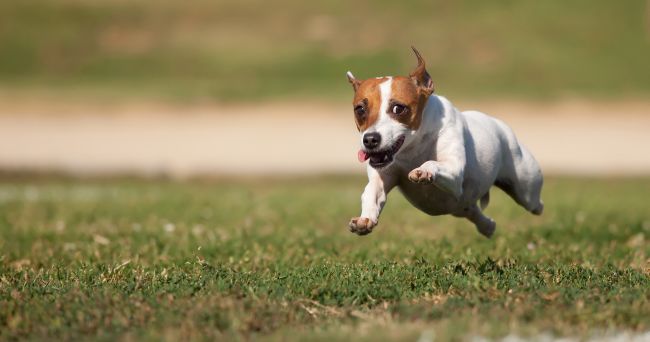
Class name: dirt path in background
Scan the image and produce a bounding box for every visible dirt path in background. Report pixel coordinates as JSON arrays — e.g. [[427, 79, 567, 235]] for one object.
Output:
[[0, 99, 649, 177]]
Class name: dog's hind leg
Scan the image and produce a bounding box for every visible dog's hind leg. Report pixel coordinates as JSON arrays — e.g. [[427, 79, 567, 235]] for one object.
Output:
[[455, 204, 496, 238], [496, 144, 544, 215], [479, 191, 490, 210]]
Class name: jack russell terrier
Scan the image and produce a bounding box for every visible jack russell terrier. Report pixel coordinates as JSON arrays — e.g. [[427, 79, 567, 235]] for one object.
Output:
[[347, 47, 544, 238]]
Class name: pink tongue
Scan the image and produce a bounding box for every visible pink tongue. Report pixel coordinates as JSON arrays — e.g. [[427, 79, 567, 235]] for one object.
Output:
[[357, 150, 369, 163]]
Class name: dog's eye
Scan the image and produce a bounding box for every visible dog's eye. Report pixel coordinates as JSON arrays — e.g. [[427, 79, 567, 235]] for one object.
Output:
[[390, 104, 407, 115], [354, 105, 366, 117]]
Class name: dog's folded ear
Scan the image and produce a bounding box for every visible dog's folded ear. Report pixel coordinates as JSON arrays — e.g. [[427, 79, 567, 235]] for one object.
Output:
[[409, 46, 435, 96], [346, 71, 361, 91]]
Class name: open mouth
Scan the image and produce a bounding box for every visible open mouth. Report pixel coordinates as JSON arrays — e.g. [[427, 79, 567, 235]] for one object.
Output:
[[358, 135, 405, 169]]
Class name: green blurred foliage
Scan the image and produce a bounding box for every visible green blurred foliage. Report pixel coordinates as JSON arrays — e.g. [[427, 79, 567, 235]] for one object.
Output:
[[0, 0, 649, 101]]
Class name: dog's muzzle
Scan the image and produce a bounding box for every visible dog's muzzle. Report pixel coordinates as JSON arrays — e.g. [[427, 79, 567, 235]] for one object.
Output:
[[358, 135, 405, 169]]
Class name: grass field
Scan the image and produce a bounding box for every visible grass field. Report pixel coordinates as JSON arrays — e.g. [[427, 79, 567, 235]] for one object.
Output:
[[0, 176, 648, 340], [1, 1, 649, 102]]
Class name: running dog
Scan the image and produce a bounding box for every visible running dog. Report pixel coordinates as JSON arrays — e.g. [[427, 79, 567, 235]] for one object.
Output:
[[347, 47, 544, 237]]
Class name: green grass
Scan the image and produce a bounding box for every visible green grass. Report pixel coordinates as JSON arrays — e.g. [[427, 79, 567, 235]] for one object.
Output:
[[1, 176, 649, 340], [0, 0, 649, 102]]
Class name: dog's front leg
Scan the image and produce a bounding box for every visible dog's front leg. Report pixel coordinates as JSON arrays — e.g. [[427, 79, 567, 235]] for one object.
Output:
[[349, 167, 396, 236], [408, 160, 464, 199], [408, 122, 466, 199]]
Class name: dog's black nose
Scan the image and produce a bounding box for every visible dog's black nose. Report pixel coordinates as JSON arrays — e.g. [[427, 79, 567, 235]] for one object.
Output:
[[363, 132, 381, 149]]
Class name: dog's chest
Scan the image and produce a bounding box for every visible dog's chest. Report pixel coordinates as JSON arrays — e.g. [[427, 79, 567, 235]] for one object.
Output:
[[393, 134, 437, 168], [389, 134, 458, 215], [396, 177, 458, 216]]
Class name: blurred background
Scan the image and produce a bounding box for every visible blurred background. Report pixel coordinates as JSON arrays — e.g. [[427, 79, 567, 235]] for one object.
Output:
[[1, 0, 649, 177]]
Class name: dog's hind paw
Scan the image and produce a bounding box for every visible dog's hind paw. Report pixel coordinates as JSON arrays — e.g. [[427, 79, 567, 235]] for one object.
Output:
[[348, 217, 376, 236], [477, 219, 496, 238], [408, 168, 435, 184]]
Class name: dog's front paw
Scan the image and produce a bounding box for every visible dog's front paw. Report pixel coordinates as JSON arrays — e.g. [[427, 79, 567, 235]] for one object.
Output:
[[348, 217, 376, 236], [408, 167, 435, 184]]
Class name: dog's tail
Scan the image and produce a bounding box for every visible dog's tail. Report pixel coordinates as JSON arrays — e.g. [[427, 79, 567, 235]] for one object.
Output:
[[479, 191, 490, 210]]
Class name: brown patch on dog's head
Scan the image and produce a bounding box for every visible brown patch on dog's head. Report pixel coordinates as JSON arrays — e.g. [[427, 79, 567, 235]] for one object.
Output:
[[383, 47, 434, 130], [346, 47, 434, 132], [387, 76, 426, 130], [347, 74, 388, 131]]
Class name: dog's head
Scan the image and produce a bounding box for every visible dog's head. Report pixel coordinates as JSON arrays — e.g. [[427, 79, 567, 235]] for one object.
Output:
[[347, 47, 435, 169]]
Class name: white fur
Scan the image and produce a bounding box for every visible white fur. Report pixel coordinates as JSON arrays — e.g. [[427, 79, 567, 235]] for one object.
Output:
[[351, 94, 544, 238], [359, 166, 386, 224]]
